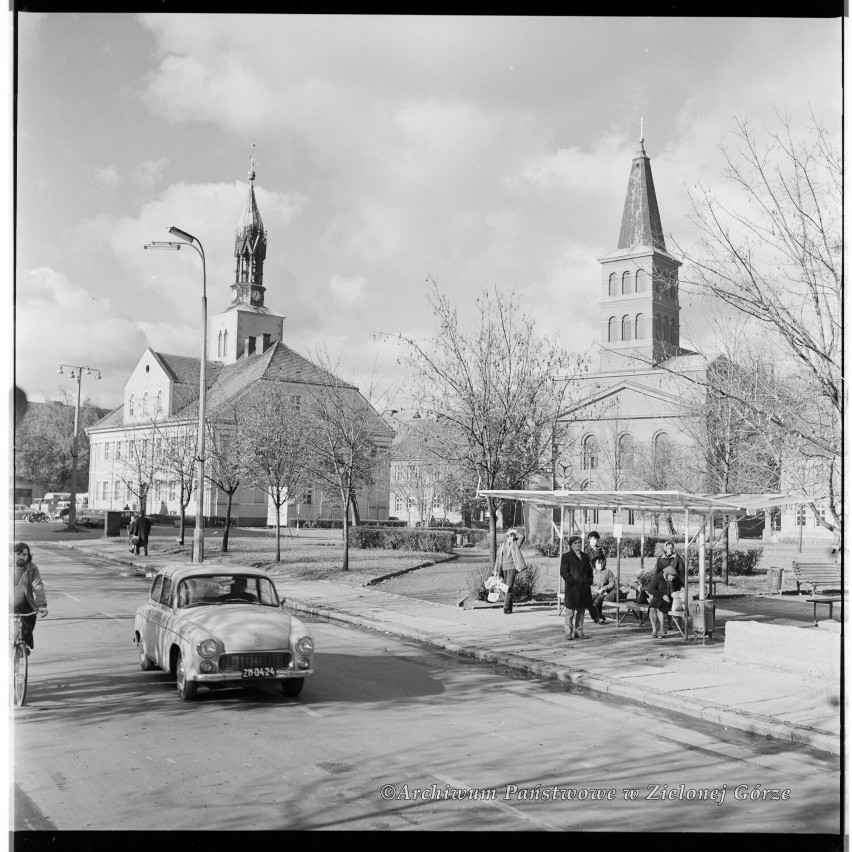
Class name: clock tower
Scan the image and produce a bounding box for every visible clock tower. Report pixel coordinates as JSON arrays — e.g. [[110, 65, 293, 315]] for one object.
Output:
[[209, 147, 285, 365]]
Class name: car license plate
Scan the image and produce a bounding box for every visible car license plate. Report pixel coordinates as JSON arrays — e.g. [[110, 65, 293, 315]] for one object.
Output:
[[242, 666, 276, 678]]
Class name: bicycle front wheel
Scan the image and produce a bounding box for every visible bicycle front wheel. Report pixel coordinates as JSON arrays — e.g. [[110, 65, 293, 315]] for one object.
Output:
[[12, 644, 28, 706]]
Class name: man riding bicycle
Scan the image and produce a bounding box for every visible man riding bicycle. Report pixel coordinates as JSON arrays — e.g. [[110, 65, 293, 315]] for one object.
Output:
[[13, 542, 48, 649]]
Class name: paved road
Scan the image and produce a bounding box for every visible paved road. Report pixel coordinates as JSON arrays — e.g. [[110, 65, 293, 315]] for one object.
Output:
[[12, 545, 841, 832]]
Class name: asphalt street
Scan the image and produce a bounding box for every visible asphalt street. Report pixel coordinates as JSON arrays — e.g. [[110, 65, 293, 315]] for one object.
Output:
[[11, 544, 842, 833]]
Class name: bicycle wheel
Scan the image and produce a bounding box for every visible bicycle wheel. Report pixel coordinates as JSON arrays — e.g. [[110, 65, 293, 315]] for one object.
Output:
[[12, 643, 28, 706]]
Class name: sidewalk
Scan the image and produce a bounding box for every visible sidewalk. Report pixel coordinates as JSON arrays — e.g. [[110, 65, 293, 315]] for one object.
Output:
[[57, 538, 842, 756]]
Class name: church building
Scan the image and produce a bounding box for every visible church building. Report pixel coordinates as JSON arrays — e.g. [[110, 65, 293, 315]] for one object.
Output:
[[86, 156, 393, 526]]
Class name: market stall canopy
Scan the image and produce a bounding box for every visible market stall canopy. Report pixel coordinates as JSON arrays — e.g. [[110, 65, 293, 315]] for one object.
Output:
[[476, 489, 819, 516]]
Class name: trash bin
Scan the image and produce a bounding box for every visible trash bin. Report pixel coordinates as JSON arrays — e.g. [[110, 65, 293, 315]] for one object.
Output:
[[690, 598, 715, 642], [104, 510, 123, 538], [767, 567, 784, 595]]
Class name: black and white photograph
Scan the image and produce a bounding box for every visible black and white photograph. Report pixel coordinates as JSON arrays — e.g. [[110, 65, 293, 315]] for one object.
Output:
[[8, 9, 843, 840]]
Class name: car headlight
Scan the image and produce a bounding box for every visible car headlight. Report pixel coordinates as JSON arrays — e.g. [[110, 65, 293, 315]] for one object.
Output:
[[197, 638, 217, 658], [295, 636, 314, 655]]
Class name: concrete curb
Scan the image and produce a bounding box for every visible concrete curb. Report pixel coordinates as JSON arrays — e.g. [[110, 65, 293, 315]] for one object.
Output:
[[53, 540, 839, 757], [281, 596, 840, 757], [364, 552, 458, 586]]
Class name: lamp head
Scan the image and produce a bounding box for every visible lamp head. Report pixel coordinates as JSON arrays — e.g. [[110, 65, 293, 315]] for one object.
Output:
[[144, 241, 182, 251], [168, 226, 196, 244], [57, 367, 63, 375]]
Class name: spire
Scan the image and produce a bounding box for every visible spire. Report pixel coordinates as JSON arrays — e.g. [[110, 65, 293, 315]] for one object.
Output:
[[616, 128, 666, 251], [234, 143, 267, 296]]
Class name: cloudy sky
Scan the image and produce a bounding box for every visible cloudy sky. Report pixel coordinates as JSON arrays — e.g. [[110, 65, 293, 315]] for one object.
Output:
[[13, 14, 841, 409]]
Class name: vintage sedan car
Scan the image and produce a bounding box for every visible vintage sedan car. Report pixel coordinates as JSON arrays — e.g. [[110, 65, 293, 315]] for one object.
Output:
[[76, 508, 106, 527], [133, 565, 315, 701], [13, 504, 30, 520]]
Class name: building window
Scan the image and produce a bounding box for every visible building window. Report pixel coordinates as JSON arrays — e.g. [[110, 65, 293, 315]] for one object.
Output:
[[582, 435, 598, 471], [129, 394, 135, 416], [635, 313, 645, 340], [142, 392, 149, 415], [654, 313, 662, 341], [156, 390, 164, 415], [608, 273, 618, 297], [223, 331, 228, 357], [114, 481, 121, 501], [621, 315, 632, 342], [218, 331, 223, 358], [253, 487, 265, 504], [608, 316, 618, 342], [580, 479, 598, 524], [301, 489, 312, 505], [635, 269, 646, 292], [116, 441, 121, 459], [104, 442, 110, 461], [101, 481, 109, 500], [621, 271, 632, 294], [653, 432, 672, 469], [617, 433, 634, 469]]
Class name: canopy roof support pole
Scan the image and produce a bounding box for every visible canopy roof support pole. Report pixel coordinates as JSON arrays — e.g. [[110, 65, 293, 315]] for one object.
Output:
[[640, 512, 646, 571], [558, 506, 565, 615], [698, 513, 707, 602], [684, 506, 690, 641]]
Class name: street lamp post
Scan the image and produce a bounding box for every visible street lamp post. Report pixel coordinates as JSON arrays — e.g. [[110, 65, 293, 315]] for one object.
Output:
[[57, 364, 101, 532], [144, 227, 207, 563]]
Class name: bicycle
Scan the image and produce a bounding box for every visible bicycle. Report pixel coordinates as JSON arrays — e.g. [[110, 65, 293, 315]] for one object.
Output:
[[10, 611, 38, 706]]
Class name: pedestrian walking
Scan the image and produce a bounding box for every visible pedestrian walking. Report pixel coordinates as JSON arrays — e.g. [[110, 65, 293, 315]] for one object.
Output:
[[493, 528, 527, 614], [560, 535, 593, 640], [129, 512, 153, 556]]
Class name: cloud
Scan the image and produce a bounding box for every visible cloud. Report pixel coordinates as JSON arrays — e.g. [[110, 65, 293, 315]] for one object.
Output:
[[94, 165, 120, 187], [328, 274, 366, 304], [134, 158, 169, 186], [15, 268, 148, 404]]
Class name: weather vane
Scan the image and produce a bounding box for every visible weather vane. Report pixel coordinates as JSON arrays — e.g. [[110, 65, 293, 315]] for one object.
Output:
[[250, 141, 256, 172], [640, 117, 644, 142]]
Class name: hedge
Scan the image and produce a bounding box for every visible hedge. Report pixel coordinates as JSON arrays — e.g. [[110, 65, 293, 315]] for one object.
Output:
[[287, 518, 408, 529], [349, 527, 456, 553]]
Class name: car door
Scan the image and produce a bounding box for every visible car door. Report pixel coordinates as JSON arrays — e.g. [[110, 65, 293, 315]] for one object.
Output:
[[142, 575, 164, 664], [151, 574, 176, 668]]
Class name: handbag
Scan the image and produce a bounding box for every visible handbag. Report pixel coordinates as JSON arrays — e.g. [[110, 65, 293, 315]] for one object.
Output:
[[486, 590, 500, 603], [130, 534, 141, 545], [635, 588, 649, 605], [671, 590, 685, 612]]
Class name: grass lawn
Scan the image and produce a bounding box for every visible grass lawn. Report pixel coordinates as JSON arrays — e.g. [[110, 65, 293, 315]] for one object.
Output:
[[141, 530, 452, 586]]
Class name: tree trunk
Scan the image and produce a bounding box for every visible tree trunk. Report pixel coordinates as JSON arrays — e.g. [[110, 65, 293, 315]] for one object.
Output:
[[342, 496, 350, 571], [275, 504, 281, 562], [222, 491, 234, 553], [350, 492, 361, 526], [487, 497, 499, 565]]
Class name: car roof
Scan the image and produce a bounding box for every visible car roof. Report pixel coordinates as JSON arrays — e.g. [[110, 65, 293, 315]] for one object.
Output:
[[153, 564, 271, 583]]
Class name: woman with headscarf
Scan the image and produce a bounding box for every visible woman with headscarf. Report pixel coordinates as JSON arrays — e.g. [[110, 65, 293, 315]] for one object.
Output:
[[493, 528, 527, 614], [560, 535, 594, 640], [643, 562, 683, 638]]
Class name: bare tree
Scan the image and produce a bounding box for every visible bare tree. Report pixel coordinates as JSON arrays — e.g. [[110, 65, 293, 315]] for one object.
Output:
[[116, 424, 162, 518], [398, 280, 588, 563], [205, 406, 247, 553], [680, 111, 841, 547], [154, 422, 197, 546], [303, 347, 393, 571], [241, 384, 316, 562]]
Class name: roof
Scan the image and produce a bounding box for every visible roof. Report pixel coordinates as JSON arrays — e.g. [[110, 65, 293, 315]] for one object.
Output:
[[617, 140, 667, 252], [477, 489, 821, 516], [152, 564, 271, 581]]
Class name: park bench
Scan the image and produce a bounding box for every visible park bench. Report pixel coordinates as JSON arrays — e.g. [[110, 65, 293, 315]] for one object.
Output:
[[602, 600, 650, 628], [804, 596, 843, 627], [790, 561, 842, 595]]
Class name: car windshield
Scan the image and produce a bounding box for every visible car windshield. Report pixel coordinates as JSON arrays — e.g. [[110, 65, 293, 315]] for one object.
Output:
[[177, 575, 280, 609]]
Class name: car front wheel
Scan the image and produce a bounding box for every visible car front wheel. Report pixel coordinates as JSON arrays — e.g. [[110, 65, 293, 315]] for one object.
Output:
[[175, 651, 197, 701], [281, 678, 304, 698]]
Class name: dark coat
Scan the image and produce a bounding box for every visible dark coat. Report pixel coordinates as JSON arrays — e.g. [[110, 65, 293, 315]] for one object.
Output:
[[129, 516, 153, 543], [655, 552, 685, 582], [585, 543, 606, 571], [643, 571, 683, 612], [560, 549, 594, 610]]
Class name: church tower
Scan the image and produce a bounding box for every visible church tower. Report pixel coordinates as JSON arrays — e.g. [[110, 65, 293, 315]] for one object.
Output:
[[596, 131, 683, 372], [208, 148, 285, 365]]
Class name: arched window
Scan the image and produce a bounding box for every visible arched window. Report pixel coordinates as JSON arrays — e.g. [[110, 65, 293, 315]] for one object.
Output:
[[635, 313, 645, 339], [223, 330, 228, 357], [617, 433, 634, 469], [129, 394, 135, 416], [635, 269, 646, 292], [664, 316, 672, 343], [621, 315, 632, 341], [654, 313, 662, 341], [142, 392, 149, 415], [622, 271, 632, 294], [580, 479, 598, 523], [608, 316, 618, 342], [608, 273, 618, 297], [582, 435, 598, 470], [217, 331, 223, 358], [671, 319, 678, 345], [653, 432, 672, 469], [156, 389, 164, 415]]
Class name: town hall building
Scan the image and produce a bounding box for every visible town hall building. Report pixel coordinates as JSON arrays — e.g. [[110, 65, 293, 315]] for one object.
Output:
[[86, 157, 393, 526]]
